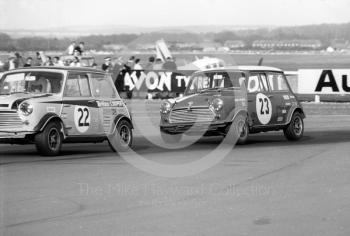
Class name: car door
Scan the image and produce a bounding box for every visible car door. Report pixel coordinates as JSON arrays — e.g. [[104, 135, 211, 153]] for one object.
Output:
[[246, 72, 275, 126], [61, 72, 102, 136], [89, 73, 127, 134], [267, 72, 294, 124]]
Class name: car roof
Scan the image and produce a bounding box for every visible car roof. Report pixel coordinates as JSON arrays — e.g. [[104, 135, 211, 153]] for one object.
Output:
[[3, 66, 105, 74], [199, 65, 283, 73], [236, 66, 283, 72]]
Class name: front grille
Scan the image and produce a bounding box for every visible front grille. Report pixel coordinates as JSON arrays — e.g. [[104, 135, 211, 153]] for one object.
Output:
[[169, 108, 215, 124], [0, 110, 23, 128]]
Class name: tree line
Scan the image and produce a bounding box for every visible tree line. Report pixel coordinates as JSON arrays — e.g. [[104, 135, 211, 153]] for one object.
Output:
[[1, 22, 349, 51]]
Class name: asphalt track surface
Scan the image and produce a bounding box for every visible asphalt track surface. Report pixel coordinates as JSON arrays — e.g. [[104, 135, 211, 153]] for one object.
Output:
[[1, 105, 350, 235]]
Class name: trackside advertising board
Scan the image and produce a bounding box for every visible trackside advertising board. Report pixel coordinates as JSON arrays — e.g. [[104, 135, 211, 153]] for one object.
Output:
[[116, 70, 195, 93], [298, 69, 350, 94]]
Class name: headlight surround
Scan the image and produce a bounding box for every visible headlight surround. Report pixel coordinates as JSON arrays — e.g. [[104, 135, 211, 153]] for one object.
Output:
[[160, 101, 172, 114], [18, 102, 34, 116], [209, 98, 224, 112]]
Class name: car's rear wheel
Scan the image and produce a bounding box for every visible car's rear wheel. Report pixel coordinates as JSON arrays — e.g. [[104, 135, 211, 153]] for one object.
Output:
[[35, 121, 63, 156], [284, 112, 304, 141], [108, 120, 133, 152], [160, 129, 182, 143]]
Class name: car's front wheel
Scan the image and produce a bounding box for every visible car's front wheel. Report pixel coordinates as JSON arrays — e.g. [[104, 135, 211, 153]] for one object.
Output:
[[236, 118, 249, 145], [108, 120, 133, 152], [231, 114, 249, 145], [284, 112, 304, 141], [35, 121, 63, 156], [224, 114, 249, 145]]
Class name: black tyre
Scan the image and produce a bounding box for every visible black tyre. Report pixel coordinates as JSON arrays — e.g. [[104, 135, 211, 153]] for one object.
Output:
[[108, 120, 133, 152], [160, 129, 182, 143], [284, 112, 304, 141], [35, 121, 63, 156], [236, 117, 249, 145], [229, 114, 249, 145]]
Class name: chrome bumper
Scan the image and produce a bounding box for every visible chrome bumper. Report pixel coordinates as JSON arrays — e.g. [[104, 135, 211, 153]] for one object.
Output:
[[160, 122, 229, 134], [0, 131, 35, 139]]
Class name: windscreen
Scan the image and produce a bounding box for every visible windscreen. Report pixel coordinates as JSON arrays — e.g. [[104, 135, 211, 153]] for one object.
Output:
[[185, 71, 246, 95], [0, 71, 64, 95]]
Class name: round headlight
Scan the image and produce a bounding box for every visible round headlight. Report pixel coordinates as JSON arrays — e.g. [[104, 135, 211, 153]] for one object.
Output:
[[18, 102, 34, 116], [160, 101, 172, 114], [209, 98, 224, 112]]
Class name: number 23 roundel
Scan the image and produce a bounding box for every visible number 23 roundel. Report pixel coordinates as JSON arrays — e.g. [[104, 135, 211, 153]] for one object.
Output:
[[74, 106, 91, 133], [256, 93, 272, 125]]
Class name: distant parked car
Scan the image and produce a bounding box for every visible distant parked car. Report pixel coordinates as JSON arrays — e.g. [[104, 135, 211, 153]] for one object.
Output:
[[160, 66, 305, 143], [0, 66, 133, 155]]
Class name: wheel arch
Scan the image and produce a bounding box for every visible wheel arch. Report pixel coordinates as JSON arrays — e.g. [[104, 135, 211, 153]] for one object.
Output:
[[34, 113, 67, 136], [113, 114, 133, 129], [230, 109, 249, 121], [230, 109, 250, 126], [286, 107, 306, 124]]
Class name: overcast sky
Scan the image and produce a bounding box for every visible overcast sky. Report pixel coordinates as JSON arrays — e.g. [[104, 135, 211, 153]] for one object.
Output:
[[0, 0, 349, 29]]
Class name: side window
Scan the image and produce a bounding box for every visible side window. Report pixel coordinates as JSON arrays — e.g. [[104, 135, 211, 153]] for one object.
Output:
[[213, 73, 224, 88], [247, 74, 262, 93], [267, 73, 289, 91], [90, 73, 117, 98], [228, 72, 246, 88], [259, 73, 270, 92], [64, 73, 91, 97]]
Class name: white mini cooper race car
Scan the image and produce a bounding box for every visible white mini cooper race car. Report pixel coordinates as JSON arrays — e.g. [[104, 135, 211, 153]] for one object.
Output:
[[0, 67, 133, 156]]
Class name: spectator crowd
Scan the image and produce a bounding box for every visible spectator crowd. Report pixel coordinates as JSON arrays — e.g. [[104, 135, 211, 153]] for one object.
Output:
[[0, 41, 179, 82]]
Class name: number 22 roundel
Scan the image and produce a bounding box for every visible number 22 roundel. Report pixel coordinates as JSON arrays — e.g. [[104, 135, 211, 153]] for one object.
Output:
[[74, 106, 91, 133], [256, 93, 272, 125]]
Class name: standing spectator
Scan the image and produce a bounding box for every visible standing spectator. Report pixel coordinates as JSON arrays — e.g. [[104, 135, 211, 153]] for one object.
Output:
[[70, 57, 81, 67], [111, 57, 123, 82], [74, 42, 85, 55], [162, 57, 177, 71], [144, 56, 155, 70], [126, 56, 135, 69], [23, 57, 33, 67], [0, 60, 4, 72], [14, 52, 24, 68], [34, 52, 43, 66], [91, 58, 97, 69], [67, 41, 76, 55], [101, 57, 112, 72], [53, 56, 64, 66], [44, 56, 54, 66], [153, 58, 163, 70], [3, 56, 16, 71], [73, 49, 80, 57], [65, 59, 72, 66], [133, 58, 143, 70], [116, 63, 133, 98]]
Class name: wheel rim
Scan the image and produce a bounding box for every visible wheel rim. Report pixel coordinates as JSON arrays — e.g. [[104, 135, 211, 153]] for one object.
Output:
[[293, 117, 303, 136], [119, 125, 131, 146], [237, 120, 247, 138], [48, 128, 60, 151]]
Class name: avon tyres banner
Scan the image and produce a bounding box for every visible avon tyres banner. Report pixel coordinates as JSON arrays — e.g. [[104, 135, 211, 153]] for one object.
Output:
[[115, 70, 195, 93], [298, 69, 350, 94]]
